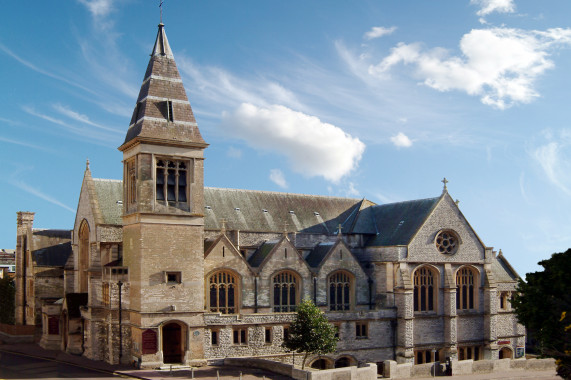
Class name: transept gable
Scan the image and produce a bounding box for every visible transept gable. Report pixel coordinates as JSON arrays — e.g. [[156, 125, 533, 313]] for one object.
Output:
[[407, 192, 486, 262]]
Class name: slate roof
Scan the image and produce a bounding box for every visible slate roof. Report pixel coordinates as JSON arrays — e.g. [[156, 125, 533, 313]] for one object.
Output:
[[92, 179, 123, 225], [32, 229, 71, 239], [305, 242, 335, 268], [32, 242, 72, 267], [248, 241, 279, 267], [0, 250, 15, 265], [492, 255, 519, 282], [65, 293, 88, 319], [204, 187, 363, 234], [353, 197, 440, 246]]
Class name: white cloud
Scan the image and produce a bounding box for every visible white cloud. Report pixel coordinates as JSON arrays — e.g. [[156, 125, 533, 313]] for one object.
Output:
[[269, 169, 288, 188], [77, 0, 114, 18], [471, 0, 515, 17], [364, 26, 397, 40], [221, 103, 365, 183], [390, 132, 413, 148], [369, 28, 571, 109], [345, 182, 360, 197], [531, 130, 571, 196]]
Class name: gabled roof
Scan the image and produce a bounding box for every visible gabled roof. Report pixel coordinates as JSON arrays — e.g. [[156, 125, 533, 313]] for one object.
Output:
[[120, 23, 205, 150], [354, 197, 440, 246], [92, 178, 123, 225], [32, 242, 72, 267], [204, 187, 364, 234], [248, 240, 279, 267], [305, 242, 335, 268], [492, 254, 520, 282]]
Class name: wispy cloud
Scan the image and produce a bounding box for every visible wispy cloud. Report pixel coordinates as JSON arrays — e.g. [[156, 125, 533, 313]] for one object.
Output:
[[52, 103, 122, 134], [390, 132, 413, 148], [369, 27, 571, 109], [269, 169, 288, 188], [221, 103, 365, 183], [364, 26, 397, 40], [227, 147, 243, 159], [531, 130, 571, 196], [0, 136, 53, 152], [12, 180, 75, 213], [0, 43, 96, 95]]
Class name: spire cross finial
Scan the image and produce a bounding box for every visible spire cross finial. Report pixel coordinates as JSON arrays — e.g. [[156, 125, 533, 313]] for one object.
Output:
[[159, 0, 164, 24], [337, 224, 343, 236], [442, 177, 449, 192], [220, 218, 227, 233], [86, 158, 90, 171]]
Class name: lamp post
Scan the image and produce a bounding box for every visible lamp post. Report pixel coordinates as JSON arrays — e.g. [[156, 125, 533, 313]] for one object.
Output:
[[118, 280, 123, 363]]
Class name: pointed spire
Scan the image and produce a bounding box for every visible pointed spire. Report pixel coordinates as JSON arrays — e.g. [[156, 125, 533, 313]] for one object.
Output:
[[119, 23, 207, 152], [152, 23, 173, 58]]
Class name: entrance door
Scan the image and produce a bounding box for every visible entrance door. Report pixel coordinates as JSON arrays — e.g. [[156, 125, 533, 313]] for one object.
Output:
[[162, 323, 182, 363]]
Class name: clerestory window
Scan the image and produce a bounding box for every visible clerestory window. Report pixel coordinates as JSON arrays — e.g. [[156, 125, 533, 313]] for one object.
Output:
[[456, 267, 476, 310], [208, 270, 238, 314], [414, 266, 436, 312], [156, 159, 187, 204], [273, 271, 299, 312], [329, 271, 352, 311]]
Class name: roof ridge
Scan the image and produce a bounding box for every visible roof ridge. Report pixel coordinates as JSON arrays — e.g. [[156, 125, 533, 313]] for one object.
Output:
[[205, 186, 362, 201], [375, 196, 440, 207], [92, 178, 122, 183]]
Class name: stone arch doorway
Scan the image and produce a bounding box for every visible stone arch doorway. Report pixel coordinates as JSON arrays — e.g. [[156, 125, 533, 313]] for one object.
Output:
[[499, 346, 513, 359], [310, 358, 333, 370], [335, 356, 353, 368], [162, 322, 186, 364]]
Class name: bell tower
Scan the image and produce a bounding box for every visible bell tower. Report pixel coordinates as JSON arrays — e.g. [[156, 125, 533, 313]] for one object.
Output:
[[118, 23, 208, 366]]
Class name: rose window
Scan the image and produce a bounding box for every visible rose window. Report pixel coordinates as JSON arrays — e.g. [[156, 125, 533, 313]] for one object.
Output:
[[435, 230, 459, 254]]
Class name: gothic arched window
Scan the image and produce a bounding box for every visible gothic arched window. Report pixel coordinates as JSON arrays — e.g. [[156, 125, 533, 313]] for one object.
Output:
[[78, 221, 89, 293], [208, 271, 238, 314], [456, 267, 476, 310], [273, 271, 299, 312], [329, 271, 352, 311], [414, 267, 436, 312]]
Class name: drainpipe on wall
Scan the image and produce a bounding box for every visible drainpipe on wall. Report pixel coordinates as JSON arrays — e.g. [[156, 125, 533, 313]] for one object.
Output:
[[313, 277, 317, 305], [254, 277, 258, 313]]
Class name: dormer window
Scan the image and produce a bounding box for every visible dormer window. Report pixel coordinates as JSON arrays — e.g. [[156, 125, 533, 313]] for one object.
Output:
[[156, 159, 187, 204]]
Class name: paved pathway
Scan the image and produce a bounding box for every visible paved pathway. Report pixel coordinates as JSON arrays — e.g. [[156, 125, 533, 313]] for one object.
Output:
[[411, 368, 559, 380]]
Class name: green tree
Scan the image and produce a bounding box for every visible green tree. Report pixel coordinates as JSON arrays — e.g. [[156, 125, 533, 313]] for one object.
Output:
[[512, 249, 571, 380], [0, 276, 15, 324], [282, 298, 338, 369]]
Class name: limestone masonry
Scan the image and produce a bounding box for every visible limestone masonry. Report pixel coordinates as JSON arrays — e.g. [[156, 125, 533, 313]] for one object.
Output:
[[14, 22, 524, 371]]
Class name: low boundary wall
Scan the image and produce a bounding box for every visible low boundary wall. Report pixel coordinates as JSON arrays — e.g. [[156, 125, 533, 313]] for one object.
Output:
[[383, 357, 556, 378], [224, 357, 378, 380], [0, 323, 35, 343]]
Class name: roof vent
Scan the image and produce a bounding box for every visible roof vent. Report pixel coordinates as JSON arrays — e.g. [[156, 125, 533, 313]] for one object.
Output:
[[235, 207, 240, 211], [262, 209, 268, 213], [205, 205, 211, 210], [116, 201, 123, 205], [289, 210, 295, 214], [314, 212, 320, 216]]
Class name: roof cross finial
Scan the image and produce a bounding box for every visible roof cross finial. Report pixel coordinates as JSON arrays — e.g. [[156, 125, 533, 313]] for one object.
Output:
[[442, 177, 449, 193], [220, 218, 227, 233], [337, 224, 343, 237], [86, 158, 90, 171], [283, 221, 289, 237], [159, 0, 164, 24]]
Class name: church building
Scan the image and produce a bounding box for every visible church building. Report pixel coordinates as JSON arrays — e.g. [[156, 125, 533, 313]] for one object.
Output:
[[14, 22, 524, 370]]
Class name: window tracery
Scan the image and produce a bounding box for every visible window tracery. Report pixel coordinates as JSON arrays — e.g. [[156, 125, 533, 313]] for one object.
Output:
[[208, 271, 238, 314]]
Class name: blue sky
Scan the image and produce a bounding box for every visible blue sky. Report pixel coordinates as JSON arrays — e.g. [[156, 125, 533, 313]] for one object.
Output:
[[2, 0, 571, 277]]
